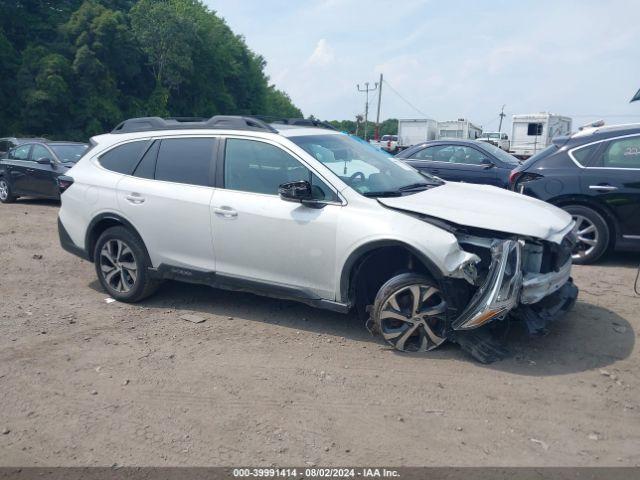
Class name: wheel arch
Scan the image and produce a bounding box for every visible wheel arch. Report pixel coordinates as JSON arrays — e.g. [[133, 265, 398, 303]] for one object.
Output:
[[85, 212, 150, 262], [339, 239, 444, 306], [548, 194, 619, 247]]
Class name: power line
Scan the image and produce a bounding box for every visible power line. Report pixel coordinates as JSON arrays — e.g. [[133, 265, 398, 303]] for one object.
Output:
[[382, 79, 430, 118]]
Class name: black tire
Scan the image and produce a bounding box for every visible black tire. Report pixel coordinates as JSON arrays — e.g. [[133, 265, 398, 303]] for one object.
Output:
[[93, 226, 159, 302], [0, 177, 16, 203], [563, 205, 609, 264], [371, 272, 448, 352]]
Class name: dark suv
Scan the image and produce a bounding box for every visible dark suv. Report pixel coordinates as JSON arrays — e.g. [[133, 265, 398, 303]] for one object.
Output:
[[510, 124, 640, 263]]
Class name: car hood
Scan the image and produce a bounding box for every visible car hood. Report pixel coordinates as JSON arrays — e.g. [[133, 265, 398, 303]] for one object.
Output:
[[378, 182, 573, 243]]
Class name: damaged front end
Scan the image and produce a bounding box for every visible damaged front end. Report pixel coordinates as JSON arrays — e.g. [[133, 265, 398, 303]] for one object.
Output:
[[447, 228, 579, 363]]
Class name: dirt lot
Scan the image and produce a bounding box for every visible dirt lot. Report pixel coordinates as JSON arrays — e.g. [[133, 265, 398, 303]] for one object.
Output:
[[0, 199, 639, 467]]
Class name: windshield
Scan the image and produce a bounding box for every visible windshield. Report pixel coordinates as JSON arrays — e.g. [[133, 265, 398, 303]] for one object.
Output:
[[482, 133, 500, 139], [290, 133, 442, 196], [50, 144, 89, 163], [476, 141, 520, 166]]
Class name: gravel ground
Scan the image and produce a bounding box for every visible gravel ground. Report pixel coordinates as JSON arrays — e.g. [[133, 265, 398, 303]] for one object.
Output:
[[0, 199, 639, 467]]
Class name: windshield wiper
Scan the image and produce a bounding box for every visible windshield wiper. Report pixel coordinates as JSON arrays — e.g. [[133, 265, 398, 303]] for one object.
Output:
[[362, 191, 403, 197], [398, 182, 435, 191]]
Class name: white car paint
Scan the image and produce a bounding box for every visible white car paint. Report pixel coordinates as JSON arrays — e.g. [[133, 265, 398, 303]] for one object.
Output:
[[59, 124, 575, 310], [377, 181, 573, 244]]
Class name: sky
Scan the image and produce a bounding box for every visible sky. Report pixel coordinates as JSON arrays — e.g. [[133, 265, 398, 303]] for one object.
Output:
[[205, 0, 640, 132]]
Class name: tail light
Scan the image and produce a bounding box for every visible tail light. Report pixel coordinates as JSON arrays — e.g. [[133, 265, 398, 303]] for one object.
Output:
[[57, 175, 74, 195], [510, 171, 543, 192]]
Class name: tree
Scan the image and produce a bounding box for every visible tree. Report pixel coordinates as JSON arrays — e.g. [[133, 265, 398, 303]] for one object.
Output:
[[0, 0, 303, 139]]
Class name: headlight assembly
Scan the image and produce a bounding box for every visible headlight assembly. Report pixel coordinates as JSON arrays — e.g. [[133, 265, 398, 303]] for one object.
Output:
[[453, 239, 523, 330]]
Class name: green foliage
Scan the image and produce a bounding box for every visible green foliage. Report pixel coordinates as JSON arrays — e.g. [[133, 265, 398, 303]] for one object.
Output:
[[0, 0, 302, 140], [327, 118, 398, 139]]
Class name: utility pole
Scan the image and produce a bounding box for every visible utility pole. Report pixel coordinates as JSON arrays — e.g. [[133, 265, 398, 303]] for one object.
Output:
[[357, 81, 378, 141], [498, 104, 506, 133], [374, 73, 383, 140]]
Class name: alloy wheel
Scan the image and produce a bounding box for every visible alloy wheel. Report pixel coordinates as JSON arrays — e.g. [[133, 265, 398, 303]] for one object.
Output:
[[99, 239, 138, 293], [0, 180, 8, 201], [571, 214, 599, 260], [378, 284, 447, 352]]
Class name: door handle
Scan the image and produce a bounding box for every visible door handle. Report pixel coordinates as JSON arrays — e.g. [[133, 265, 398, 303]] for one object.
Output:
[[26, 168, 35, 173], [125, 193, 146, 204], [213, 206, 238, 218], [589, 184, 618, 192]]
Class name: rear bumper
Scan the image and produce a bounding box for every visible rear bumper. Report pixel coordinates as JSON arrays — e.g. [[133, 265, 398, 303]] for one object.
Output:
[[58, 217, 89, 261]]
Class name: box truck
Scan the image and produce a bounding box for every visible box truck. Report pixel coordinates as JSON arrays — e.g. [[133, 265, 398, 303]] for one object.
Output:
[[510, 113, 572, 158], [397, 119, 438, 149], [437, 119, 483, 140]]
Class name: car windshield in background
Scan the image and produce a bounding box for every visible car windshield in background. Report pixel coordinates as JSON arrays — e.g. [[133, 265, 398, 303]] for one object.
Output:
[[477, 141, 521, 166], [483, 133, 500, 139], [290, 133, 442, 197], [50, 144, 88, 163]]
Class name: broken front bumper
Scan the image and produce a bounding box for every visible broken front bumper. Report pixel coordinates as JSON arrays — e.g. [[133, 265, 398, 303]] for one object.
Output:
[[452, 239, 577, 331]]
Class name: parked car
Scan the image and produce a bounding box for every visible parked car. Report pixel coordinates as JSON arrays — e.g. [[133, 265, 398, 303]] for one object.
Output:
[[57, 116, 578, 363], [370, 134, 398, 153], [395, 139, 521, 188], [477, 132, 510, 151], [510, 123, 640, 264], [0, 141, 89, 202], [0, 137, 49, 157]]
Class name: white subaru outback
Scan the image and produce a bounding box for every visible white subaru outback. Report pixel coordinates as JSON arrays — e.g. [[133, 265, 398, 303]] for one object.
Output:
[[58, 116, 578, 362]]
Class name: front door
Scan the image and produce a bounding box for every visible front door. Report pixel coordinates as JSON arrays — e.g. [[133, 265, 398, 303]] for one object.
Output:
[[29, 144, 60, 197], [211, 137, 341, 299]]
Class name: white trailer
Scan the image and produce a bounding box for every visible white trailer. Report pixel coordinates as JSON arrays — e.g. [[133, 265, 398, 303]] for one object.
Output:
[[397, 119, 438, 149], [437, 119, 482, 140], [510, 113, 572, 158]]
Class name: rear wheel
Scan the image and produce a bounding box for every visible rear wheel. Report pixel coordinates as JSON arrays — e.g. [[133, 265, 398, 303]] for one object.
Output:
[[371, 273, 448, 352], [563, 205, 609, 264], [94, 226, 159, 302], [0, 177, 16, 203]]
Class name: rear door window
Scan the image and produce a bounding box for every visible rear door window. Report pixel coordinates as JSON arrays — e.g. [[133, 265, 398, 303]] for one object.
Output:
[[99, 141, 148, 174], [154, 138, 215, 186], [11, 144, 31, 160], [133, 141, 159, 179], [602, 136, 640, 169]]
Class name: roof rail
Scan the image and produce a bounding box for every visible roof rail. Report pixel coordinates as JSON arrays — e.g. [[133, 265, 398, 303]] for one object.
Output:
[[111, 115, 278, 134], [255, 116, 338, 131]]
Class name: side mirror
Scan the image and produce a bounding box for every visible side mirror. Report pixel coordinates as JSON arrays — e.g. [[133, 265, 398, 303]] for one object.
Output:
[[481, 158, 495, 169], [36, 157, 54, 165], [279, 180, 313, 203]]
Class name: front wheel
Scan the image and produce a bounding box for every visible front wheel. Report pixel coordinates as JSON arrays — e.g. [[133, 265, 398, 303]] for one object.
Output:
[[0, 177, 16, 203], [371, 273, 448, 352], [94, 226, 159, 302], [563, 205, 609, 264]]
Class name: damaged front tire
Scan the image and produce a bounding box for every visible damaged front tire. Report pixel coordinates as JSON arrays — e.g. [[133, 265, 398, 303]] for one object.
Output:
[[371, 273, 448, 352]]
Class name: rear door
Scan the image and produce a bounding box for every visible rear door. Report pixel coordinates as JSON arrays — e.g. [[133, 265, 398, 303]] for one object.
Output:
[[7, 144, 34, 194], [115, 137, 218, 270], [405, 144, 498, 185], [579, 134, 640, 238]]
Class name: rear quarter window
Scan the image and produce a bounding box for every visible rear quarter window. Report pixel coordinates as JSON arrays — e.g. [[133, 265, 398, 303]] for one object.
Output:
[[99, 141, 149, 174]]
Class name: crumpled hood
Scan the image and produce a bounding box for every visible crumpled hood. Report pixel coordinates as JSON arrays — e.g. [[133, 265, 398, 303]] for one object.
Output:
[[378, 182, 573, 243]]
